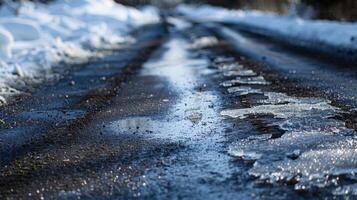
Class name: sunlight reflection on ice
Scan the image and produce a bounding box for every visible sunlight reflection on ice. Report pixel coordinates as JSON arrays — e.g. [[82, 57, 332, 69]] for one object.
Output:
[[222, 90, 357, 191]]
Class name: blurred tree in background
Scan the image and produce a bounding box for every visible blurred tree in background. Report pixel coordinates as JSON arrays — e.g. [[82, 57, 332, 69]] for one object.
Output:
[[301, 0, 357, 21]]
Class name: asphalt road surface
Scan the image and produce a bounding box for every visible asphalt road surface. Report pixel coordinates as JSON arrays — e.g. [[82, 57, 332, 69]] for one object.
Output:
[[1, 17, 357, 199]]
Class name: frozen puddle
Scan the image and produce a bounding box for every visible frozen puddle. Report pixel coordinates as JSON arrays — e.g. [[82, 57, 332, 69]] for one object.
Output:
[[222, 87, 357, 193]]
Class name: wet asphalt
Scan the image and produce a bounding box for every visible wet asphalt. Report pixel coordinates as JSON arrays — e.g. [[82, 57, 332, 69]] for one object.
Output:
[[1, 17, 357, 200]]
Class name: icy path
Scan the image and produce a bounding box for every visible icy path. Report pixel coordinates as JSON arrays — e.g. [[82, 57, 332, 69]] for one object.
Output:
[[2, 15, 357, 199]]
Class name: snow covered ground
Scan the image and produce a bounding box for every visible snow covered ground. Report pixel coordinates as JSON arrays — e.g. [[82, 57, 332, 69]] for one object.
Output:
[[0, 0, 159, 106], [177, 5, 357, 55]]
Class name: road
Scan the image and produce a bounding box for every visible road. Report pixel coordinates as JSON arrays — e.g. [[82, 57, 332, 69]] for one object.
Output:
[[1, 17, 357, 199]]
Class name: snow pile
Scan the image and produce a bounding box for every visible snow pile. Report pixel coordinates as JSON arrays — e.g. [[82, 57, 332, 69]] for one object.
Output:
[[0, 0, 160, 106], [177, 5, 357, 52]]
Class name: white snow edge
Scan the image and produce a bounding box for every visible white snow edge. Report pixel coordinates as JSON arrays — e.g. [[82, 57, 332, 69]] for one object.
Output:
[[177, 5, 357, 52]]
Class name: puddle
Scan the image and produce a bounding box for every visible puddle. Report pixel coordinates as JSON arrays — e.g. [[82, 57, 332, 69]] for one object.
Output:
[[108, 90, 219, 142], [108, 116, 183, 139]]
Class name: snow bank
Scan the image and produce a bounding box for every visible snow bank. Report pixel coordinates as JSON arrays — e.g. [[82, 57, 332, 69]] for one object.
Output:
[[0, 26, 13, 59], [0, 0, 160, 106], [177, 5, 357, 54]]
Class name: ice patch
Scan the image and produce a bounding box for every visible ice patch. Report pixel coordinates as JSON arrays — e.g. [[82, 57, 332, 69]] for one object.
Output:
[[249, 146, 357, 191], [333, 184, 357, 196], [221, 101, 335, 119], [227, 86, 262, 95], [222, 89, 357, 192], [191, 36, 219, 48], [218, 63, 244, 71], [221, 76, 270, 87], [261, 92, 327, 105], [223, 69, 256, 77]]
